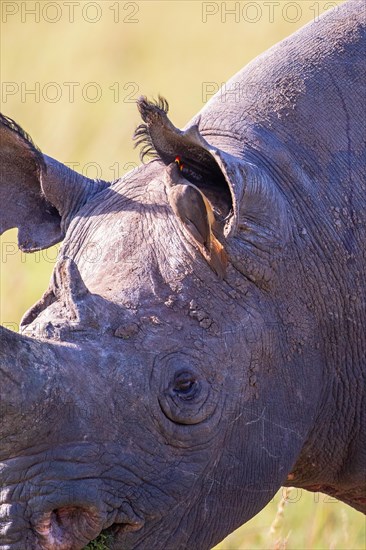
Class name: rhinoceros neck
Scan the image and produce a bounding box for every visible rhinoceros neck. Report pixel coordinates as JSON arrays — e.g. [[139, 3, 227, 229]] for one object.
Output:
[[192, 0, 366, 373], [195, 1, 365, 141], [193, 0, 365, 196], [193, 0, 366, 236], [188, 1, 366, 506]]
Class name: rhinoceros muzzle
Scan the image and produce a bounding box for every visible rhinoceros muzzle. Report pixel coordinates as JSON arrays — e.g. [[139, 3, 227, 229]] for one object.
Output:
[[0, 326, 145, 549], [31, 498, 143, 550], [32, 504, 103, 550], [0, 480, 144, 550]]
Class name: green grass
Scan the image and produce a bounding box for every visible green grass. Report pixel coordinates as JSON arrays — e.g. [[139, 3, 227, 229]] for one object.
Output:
[[213, 488, 365, 549], [83, 533, 113, 550]]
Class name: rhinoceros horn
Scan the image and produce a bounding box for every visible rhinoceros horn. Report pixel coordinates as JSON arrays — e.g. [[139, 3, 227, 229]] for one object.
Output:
[[0, 325, 57, 439]]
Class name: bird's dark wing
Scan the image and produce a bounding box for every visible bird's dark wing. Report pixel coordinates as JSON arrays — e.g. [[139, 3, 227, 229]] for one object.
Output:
[[165, 163, 227, 278], [167, 183, 211, 250]]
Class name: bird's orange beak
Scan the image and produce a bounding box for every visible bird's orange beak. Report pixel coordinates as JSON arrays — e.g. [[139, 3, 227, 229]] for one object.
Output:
[[175, 156, 184, 171]]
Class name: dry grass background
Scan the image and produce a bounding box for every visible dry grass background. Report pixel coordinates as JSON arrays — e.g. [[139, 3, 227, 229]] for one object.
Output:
[[1, 1, 365, 548]]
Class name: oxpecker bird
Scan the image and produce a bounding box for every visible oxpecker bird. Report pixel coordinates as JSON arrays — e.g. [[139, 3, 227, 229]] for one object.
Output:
[[165, 160, 228, 279]]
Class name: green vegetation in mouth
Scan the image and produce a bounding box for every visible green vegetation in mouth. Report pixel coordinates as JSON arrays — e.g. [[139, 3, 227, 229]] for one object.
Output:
[[83, 533, 114, 550]]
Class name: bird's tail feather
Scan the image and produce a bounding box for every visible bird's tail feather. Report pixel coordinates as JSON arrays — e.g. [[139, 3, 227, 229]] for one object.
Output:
[[209, 235, 228, 279]]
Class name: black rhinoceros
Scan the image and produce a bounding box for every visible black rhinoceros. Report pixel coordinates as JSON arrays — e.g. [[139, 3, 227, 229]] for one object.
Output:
[[0, 1, 365, 549]]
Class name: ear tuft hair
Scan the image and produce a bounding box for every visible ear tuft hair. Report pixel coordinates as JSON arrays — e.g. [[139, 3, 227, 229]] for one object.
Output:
[[1, 113, 108, 252], [133, 123, 160, 162], [133, 96, 170, 162], [0, 113, 46, 175], [137, 95, 169, 122]]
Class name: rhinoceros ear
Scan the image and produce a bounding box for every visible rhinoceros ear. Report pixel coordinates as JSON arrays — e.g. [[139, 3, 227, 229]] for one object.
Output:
[[134, 98, 289, 254], [134, 97, 246, 238], [0, 114, 108, 252]]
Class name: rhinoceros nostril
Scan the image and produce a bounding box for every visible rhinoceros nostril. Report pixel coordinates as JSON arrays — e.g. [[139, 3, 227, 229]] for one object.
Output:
[[34, 506, 103, 550]]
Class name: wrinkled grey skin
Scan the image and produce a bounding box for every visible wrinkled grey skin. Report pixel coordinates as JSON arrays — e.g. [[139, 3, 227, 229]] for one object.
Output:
[[1, 2, 365, 549]]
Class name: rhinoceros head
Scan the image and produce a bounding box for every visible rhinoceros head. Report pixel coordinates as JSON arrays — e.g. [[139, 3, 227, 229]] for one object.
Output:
[[0, 102, 320, 550]]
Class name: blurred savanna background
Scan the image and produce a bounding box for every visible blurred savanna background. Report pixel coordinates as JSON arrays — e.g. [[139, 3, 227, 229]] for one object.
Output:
[[1, 1, 365, 548]]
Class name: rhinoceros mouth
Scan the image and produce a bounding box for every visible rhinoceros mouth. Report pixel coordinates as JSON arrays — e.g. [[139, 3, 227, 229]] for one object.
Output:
[[32, 501, 144, 550], [33, 505, 104, 549]]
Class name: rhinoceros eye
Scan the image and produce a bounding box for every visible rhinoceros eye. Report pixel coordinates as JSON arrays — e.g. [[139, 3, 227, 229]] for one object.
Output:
[[173, 372, 199, 400], [159, 366, 209, 425], [160, 368, 206, 425], [153, 353, 218, 429]]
